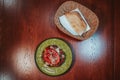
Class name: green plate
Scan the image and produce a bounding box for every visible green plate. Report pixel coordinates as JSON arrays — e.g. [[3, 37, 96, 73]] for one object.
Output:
[[35, 38, 73, 76]]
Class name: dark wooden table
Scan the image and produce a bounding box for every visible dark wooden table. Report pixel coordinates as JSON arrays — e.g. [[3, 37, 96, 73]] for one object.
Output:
[[0, 0, 120, 80]]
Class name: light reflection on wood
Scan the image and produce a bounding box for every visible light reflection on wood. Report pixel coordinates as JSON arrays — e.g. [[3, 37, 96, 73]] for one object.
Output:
[[12, 45, 36, 76], [77, 34, 106, 62]]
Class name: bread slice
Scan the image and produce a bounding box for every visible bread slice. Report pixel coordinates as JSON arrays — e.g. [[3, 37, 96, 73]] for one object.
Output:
[[65, 11, 87, 35]]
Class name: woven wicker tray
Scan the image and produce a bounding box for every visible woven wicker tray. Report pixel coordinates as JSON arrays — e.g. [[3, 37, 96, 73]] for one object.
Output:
[[54, 1, 99, 40]]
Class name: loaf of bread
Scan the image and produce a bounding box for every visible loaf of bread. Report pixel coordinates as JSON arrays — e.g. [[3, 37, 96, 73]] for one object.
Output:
[[59, 8, 90, 36], [65, 12, 86, 35]]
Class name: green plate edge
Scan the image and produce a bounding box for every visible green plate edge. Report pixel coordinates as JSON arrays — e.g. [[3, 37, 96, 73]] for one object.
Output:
[[35, 38, 73, 76]]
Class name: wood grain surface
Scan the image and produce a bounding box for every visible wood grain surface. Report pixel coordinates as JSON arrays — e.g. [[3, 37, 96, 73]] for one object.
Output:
[[114, 0, 120, 79], [0, 0, 119, 80]]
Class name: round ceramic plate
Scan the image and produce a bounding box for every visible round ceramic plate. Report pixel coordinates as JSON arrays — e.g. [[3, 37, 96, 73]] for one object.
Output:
[[35, 38, 72, 76]]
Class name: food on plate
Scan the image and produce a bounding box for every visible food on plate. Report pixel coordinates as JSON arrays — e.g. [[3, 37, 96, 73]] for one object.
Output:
[[42, 45, 65, 67], [59, 8, 91, 36]]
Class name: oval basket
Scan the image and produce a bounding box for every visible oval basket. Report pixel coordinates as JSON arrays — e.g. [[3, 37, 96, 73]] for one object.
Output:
[[54, 1, 99, 40]]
